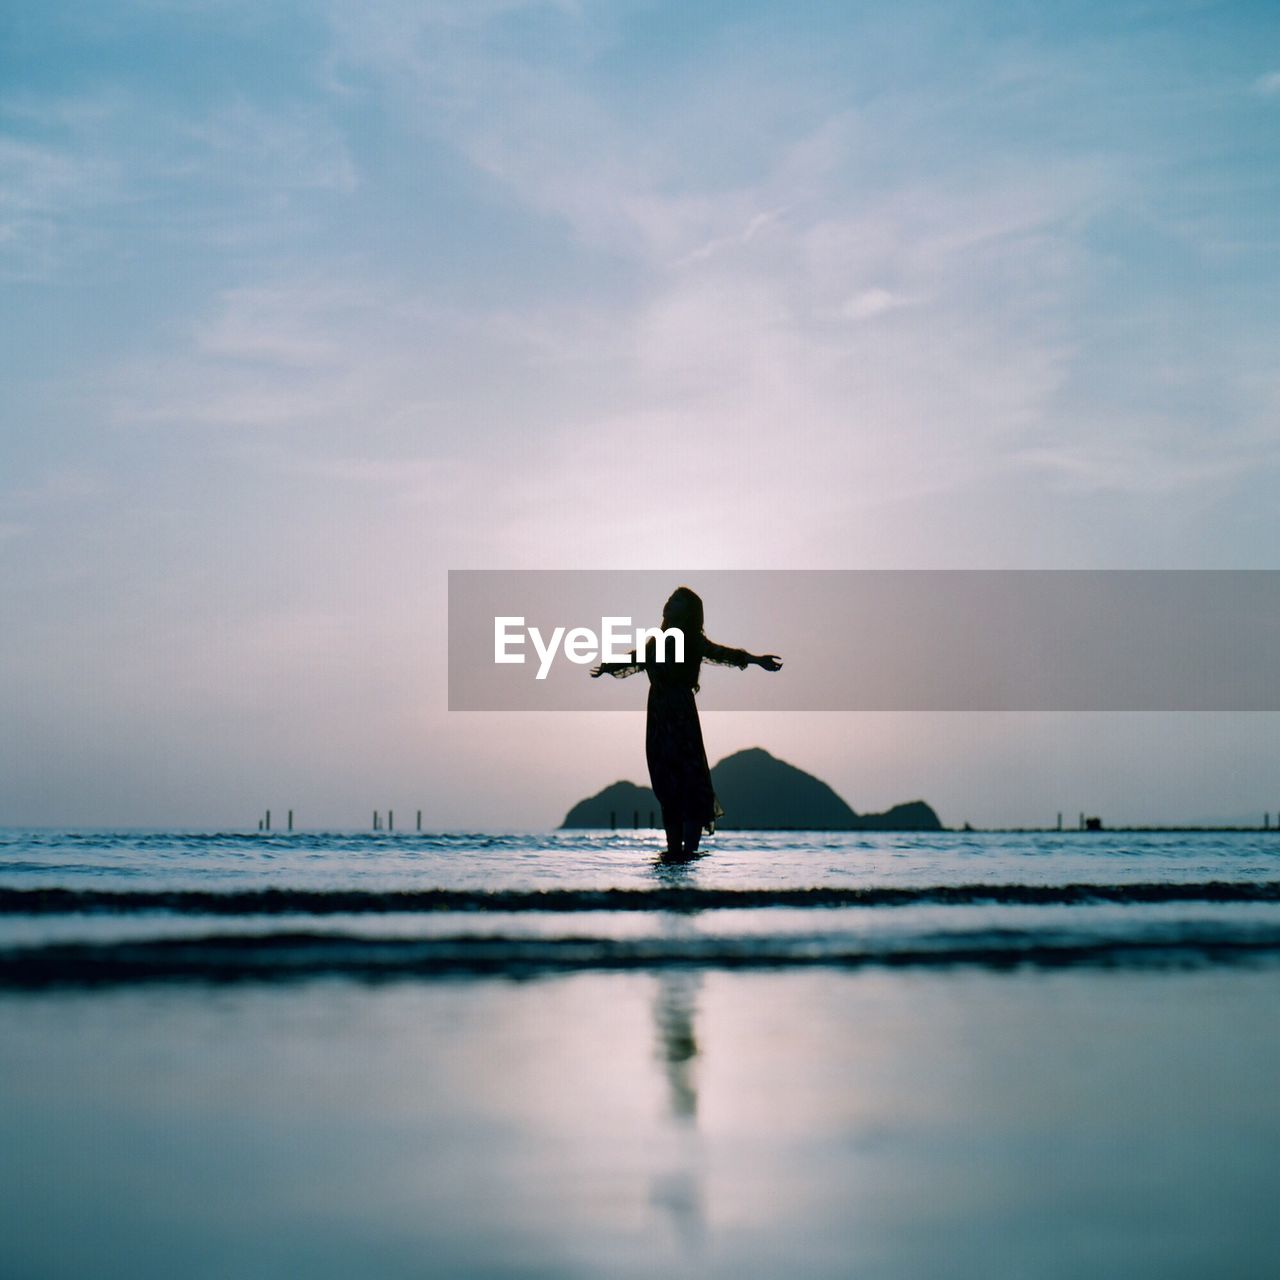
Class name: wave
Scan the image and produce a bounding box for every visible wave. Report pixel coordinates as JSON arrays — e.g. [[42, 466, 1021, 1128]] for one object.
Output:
[[2, 881, 1279, 917], [5, 920, 1280, 987]]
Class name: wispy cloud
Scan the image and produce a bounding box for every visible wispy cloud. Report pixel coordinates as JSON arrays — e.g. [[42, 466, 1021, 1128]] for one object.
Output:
[[192, 284, 358, 367], [173, 98, 357, 193], [315, 5, 1105, 511], [2, 470, 107, 508], [675, 209, 785, 267], [0, 79, 357, 278], [1012, 440, 1264, 496], [0, 471, 108, 554], [0, 134, 121, 278], [74, 0, 1278, 564], [839, 287, 909, 321], [5, 0, 1280, 822]]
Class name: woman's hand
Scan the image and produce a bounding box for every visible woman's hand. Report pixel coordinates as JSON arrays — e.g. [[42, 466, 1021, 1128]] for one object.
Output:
[[755, 654, 783, 672]]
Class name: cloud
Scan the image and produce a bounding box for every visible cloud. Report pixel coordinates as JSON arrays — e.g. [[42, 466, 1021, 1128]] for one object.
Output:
[[0, 134, 120, 278], [103, 268, 613, 449], [676, 209, 785, 266], [325, 2, 789, 262], [2, 470, 107, 509], [100, 4, 1109, 567], [192, 284, 357, 366], [33, 0, 1280, 569], [1012, 441, 1259, 496], [108, 275, 395, 428], [7, 0, 1280, 824], [0, 471, 106, 553], [175, 98, 357, 193], [0, 80, 357, 279], [839, 287, 907, 321]]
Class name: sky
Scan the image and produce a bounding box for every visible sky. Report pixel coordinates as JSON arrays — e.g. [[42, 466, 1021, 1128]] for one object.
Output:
[[2, 0, 1279, 829]]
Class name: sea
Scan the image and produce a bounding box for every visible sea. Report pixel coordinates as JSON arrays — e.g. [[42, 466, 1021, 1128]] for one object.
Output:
[[3, 828, 1279, 1279]]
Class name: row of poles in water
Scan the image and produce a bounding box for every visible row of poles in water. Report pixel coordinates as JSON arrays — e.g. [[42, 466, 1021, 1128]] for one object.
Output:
[[254, 810, 1280, 833], [252, 810, 669, 832], [255, 810, 426, 832]]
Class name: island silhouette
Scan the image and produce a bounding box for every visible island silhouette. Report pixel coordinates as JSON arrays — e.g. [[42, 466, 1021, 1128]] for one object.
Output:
[[561, 747, 942, 832]]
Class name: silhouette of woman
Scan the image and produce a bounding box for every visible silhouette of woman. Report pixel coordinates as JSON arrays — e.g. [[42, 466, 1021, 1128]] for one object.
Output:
[[592, 586, 782, 858]]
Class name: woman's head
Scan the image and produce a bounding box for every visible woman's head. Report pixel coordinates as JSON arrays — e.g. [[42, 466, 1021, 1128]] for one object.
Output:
[[662, 586, 704, 635]]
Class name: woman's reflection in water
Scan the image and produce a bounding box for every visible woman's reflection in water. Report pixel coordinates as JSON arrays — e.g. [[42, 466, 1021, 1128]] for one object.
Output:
[[648, 860, 707, 1244], [655, 969, 702, 1123], [650, 968, 707, 1248]]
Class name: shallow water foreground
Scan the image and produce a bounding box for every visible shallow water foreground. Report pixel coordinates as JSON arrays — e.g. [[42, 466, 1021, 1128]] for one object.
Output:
[[3, 966, 1279, 1280]]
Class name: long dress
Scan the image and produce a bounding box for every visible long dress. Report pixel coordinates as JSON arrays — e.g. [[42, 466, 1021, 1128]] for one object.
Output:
[[600, 631, 750, 832]]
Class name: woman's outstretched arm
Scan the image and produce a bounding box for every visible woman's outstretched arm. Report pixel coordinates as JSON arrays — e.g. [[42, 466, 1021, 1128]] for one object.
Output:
[[590, 650, 643, 678], [702, 639, 782, 671]]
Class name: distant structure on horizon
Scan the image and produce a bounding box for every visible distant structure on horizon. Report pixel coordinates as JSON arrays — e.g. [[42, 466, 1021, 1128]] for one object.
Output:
[[560, 747, 943, 832]]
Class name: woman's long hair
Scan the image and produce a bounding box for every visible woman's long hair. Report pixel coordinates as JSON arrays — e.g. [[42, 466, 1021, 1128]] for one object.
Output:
[[661, 586, 704, 638]]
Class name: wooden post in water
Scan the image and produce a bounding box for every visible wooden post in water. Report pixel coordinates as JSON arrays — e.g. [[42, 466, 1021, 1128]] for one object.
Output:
[[1079, 812, 1084, 831], [265, 810, 271, 832], [287, 809, 293, 832], [1057, 812, 1062, 831], [388, 810, 394, 832], [373, 811, 379, 831], [258, 819, 263, 832], [417, 809, 422, 832]]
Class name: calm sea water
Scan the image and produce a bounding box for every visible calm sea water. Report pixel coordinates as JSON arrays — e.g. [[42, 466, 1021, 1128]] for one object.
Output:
[[3, 828, 1280, 980], [4, 830, 1280, 1278]]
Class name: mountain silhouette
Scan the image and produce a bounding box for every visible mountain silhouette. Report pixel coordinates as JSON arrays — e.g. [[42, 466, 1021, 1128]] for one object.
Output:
[[560, 747, 943, 831]]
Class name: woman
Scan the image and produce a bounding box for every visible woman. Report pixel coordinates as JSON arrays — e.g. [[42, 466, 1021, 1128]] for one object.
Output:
[[591, 586, 782, 858]]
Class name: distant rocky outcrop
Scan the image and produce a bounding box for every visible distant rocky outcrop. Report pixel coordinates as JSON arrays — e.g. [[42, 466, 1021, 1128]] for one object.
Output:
[[710, 747, 858, 829], [561, 780, 660, 830], [560, 747, 943, 831]]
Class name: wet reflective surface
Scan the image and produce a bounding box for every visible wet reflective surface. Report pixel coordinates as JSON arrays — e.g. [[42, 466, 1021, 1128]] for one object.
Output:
[[3, 829, 1279, 1276], [4, 968, 1280, 1279]]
